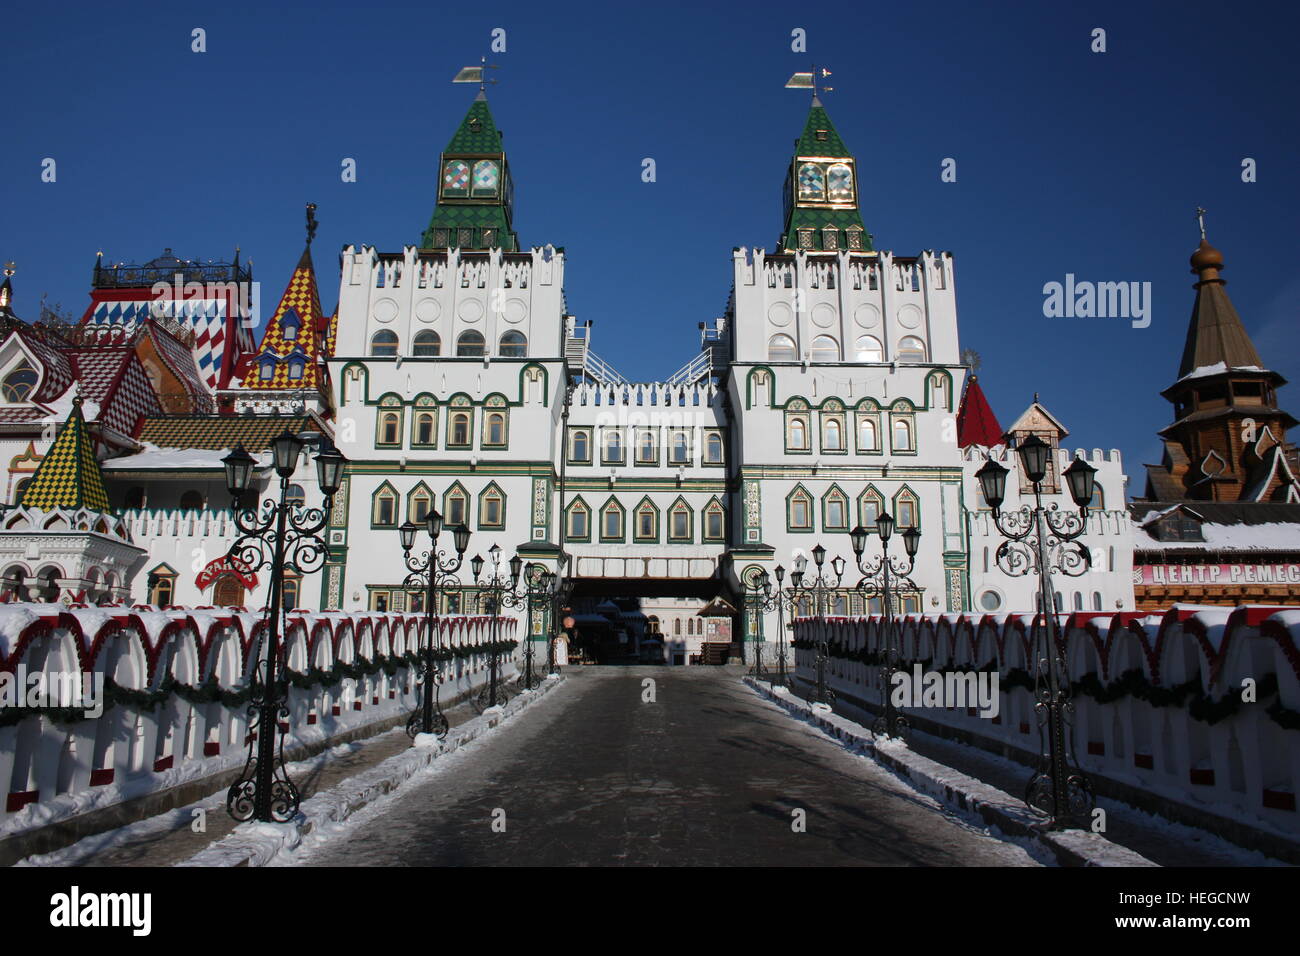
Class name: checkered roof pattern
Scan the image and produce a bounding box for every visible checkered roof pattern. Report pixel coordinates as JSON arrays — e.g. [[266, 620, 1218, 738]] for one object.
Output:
[[19, 399, 111, 513]]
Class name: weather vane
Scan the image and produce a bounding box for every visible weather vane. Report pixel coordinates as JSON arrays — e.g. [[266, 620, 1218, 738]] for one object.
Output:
[[1196, 206, 1207, 241], [453, 55, 499, 93], [306, 203, 318, 246], [3, 261, 13, 278], [785, 66, 833, 101]]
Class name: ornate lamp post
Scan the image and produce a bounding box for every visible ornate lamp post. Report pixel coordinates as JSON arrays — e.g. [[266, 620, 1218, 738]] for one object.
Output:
[[221, 432, 346, 824], [740, 566, 797, 687], [470, 544, 525, 709], [788, 545, 846, 705], [976, 435, 1097, 829], [537, 554, 573, 675], [849, 514, 921, 739], [398, 512, 470, 739]]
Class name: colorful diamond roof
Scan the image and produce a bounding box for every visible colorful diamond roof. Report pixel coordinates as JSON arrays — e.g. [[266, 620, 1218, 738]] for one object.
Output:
[[135, 415, 320, 451], [446, 95, 504, 153], [796, 103, 852, 157], [19, 397, 112, 513], [239, 246, 331, 392]]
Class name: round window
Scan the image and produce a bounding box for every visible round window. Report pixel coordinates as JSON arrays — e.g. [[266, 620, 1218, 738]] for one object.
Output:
[[979, 590, 1002, 611]]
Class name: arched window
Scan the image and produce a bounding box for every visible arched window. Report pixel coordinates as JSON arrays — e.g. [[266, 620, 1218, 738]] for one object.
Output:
[[372, 486, 398, 526], [859, 488, 884, 530], [895, 490, 919, 529], [603, 430, 624, 463], [797, 163, 825, 200], [179, 490, 204, 512], [281, 309, 300, 342], [499, 331, 527, 357], [370, 330, 399, 356], [285, 484, 305, 508], [1072, 592, 1083, 611], [896, 336, 927, 363], [854, 336, 883, 363], [705, 432, 724, 464], [892, 417, 914, 451], [413, 410, 437, 446], [823, 418, 843, 450], [449, 411, 471, 447], [1089, 483, 1105, 511], [810, 335, 839, 363], [149, 571, 174, 606], [857, 416, 878, 451], [456, 330, 486, 356], [768, 334, 797, 362], [929, 372, 951, 410], [673, 618, 682, 636], [413, 331, 440, 356], [789, 418, 808, 451], [287, 357, 305, 381], [1, 359, 38, 402], [571, 429, 590, 463], [1092, 591, 1103, 611], [484, 411, 506, 446], [282, 576, 300, 611], [378, 410, 402, 446], [670, 431, 690, 464], [637, 430, 657, 464]]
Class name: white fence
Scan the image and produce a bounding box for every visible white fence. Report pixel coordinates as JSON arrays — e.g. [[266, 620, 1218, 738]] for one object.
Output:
[[0, 605, 519, 836], [793, 605, 1300, 838]]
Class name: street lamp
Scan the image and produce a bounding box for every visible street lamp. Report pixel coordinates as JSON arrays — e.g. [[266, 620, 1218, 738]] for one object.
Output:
[[740, 565, 798, 687], [977, 441, 1097, 829], [471, 545, 527, 710], [399, 510, 470, 739], [786, 545, 846, 705], [850, 513, 921, 739], [221, 434, 347, 824]]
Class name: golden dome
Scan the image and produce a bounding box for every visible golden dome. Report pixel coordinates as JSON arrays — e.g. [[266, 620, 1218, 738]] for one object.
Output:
[[1190, 238, 1224, 273]]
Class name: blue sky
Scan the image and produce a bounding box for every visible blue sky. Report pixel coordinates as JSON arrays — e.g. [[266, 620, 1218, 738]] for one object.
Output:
[[2, 0, 1297, 495]]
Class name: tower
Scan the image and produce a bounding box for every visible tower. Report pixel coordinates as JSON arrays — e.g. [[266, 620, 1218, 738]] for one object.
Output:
[[778, 96, 870, 253], [1143, 232, 1299, 502], [419, 91, 519, 252]]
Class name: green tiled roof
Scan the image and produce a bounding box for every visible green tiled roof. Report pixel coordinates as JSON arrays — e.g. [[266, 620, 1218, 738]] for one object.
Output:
[[796, 103, 851, 157], [446, 94, 504, 153], [136, 416, 320, 452], [421, 205, 517, 250], [21, 398, 112, 513]]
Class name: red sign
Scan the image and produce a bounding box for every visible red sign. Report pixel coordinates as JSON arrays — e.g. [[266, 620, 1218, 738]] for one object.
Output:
[[196, 555, 259, 591], [1137, 563, 1300, 587]]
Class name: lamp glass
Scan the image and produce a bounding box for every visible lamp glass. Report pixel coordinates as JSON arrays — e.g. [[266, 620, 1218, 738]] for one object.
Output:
[[222, 446, 255, 496], [315, 445, 346, 496], [453, 524, 470, 554], [1016, 434, 1051, 484], [902, 526, 921, 559], [877, 511, 896, 543], [427, 510, 443, 539], [272, 431, 304, 478], [399, 521, 417, 552], [1063, 457, 1097, 508], [976, 458, 1008, 509]]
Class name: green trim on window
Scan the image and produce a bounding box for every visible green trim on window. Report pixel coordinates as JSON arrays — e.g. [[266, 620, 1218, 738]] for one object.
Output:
[[667, 495, 693, 542], [477, 481, 507, 530], [442, 480, 471, 529], [564, 495, 592, 543], [786, 483, 815, 533], [599, 496, 625, 542], [370, 480, 400, 529], [822, 483, 850, 532], [568, 427, 593, 465], [633, 428, 660, 467], [633, 496, 660, 542], [702, 496, 727, 542]]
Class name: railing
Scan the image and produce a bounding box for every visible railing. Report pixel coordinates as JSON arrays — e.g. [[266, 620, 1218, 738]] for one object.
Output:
[[666, 351, 712, 388], [578, 348, 628, 386]]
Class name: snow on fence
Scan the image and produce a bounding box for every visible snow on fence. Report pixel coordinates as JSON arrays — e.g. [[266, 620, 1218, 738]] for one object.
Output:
[[793, 605, 1300, 835], [0, 604, 518, 836]]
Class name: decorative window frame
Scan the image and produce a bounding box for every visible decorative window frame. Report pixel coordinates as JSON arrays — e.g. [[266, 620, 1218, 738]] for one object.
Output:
[[411, 396, 438, 448], [702, 497, 726, 542], [633, 496, 660, 543], [375, 394, 404, 449], [667, 496, 693, 543], [599, 497, 625, 543], [482, 395, 509, 449], [147, 563, 177, 605], [786, 484, 815, 533], [819, 400, 847, 455], [889, 401, 918, 455], [371, 481, 400, 528], [601, 428, 626, 465], [746, 366, 776, 409], [478, 482, 506, 530], [634, 428, 660, 467], [569, 427, 593, 465], [407, 481, 433, 524], [855, 400, 882, 454], [447, 396, 474, 449], [564, 497, 592, 543], [785, 399, 812, 455], [702, 429, 726, 466], [892, 485, 921, 532], [668, 429, 693, 466], [442, 481, 471, 529], [925, 369, 954, 412], [858, 484, 885, 532], [822, 484, 850, 532]]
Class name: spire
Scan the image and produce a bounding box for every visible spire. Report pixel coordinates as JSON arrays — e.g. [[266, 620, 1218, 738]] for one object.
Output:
[[420, 92, 518, 251], [778, 98, 870, 253], [20, 396, 112, 513], [1176, 224, 1265, 379], [241, 205, 329, 392], [0, 261, 15, 316], [956, 376, 1003, 448]]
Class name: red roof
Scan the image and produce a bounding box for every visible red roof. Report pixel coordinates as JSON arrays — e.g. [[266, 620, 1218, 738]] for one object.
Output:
[[957, 376, 1003, 448]]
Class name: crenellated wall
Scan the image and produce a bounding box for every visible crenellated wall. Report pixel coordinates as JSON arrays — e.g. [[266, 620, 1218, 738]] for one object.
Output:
[[0, 605, 519, 836], [793, 606, 1300, 840]]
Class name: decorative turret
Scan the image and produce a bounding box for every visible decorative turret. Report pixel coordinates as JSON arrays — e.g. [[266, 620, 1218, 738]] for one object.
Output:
[[778, 98, 870, 253], [420, 91, 519, 251], [956, 376, 1003, 449], [19, 395, 112, 513], [1143, 214, 1298, 502]]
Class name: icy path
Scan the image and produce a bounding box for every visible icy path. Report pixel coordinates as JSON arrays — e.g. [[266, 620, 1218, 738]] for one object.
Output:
[[290, 667, 1044, 867]]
